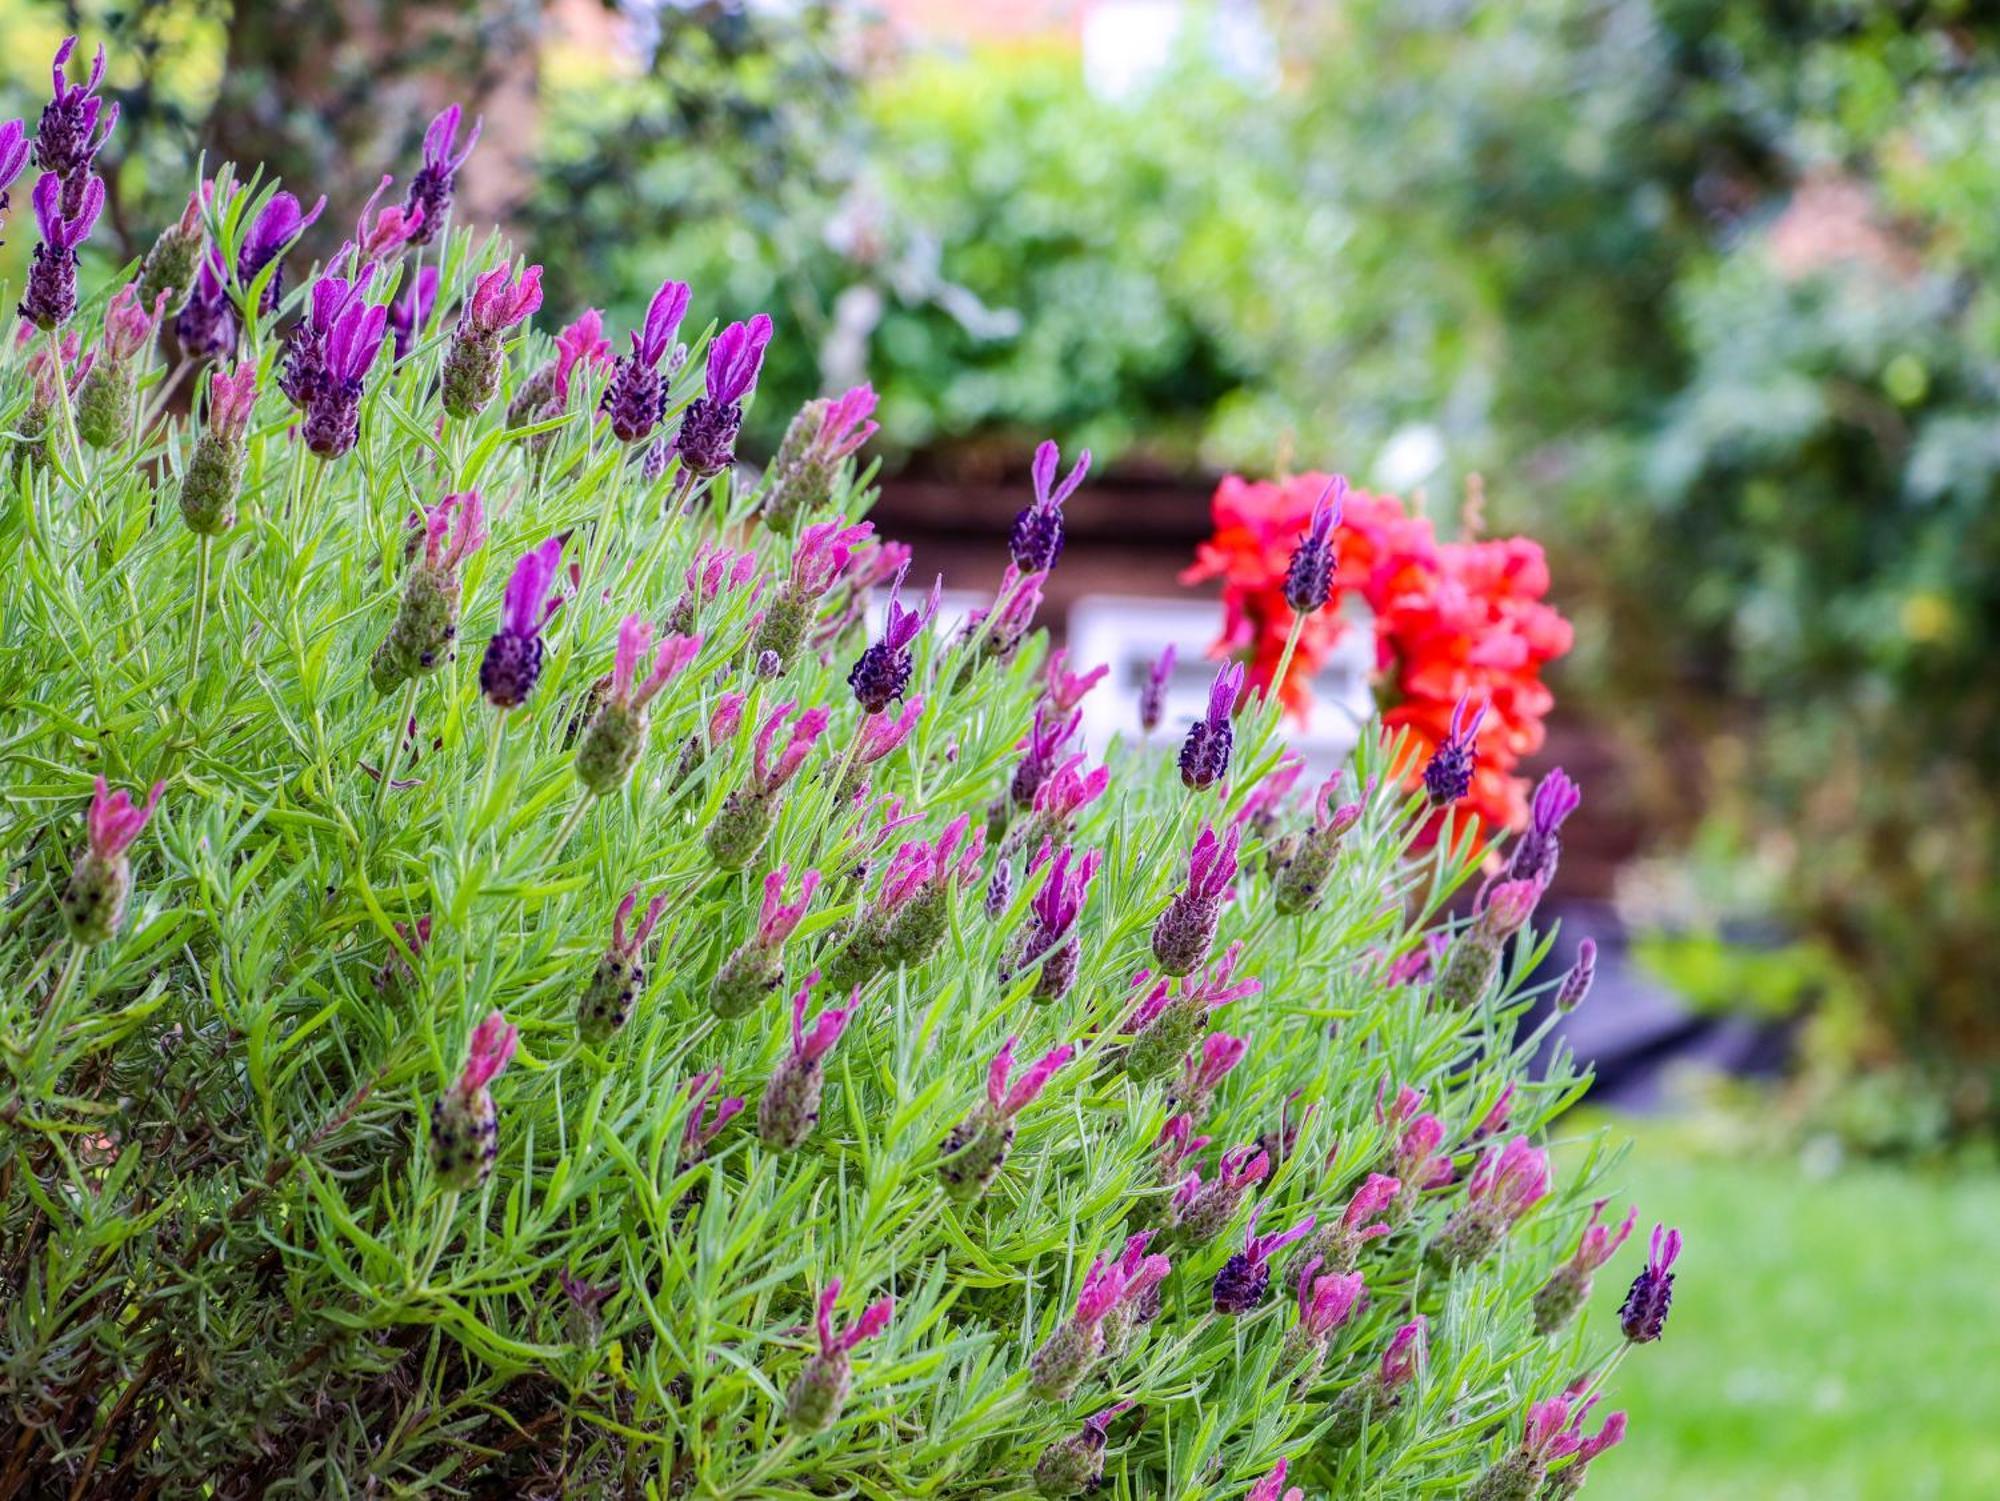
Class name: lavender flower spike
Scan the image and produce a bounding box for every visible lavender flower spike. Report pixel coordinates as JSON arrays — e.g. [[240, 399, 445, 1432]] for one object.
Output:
[[443, 262, 544, 419], [1325, 1316, 1427, 1447], [1620, 1222, 1682, 1343], [1535, 1200, 1638, 1334], [1001, 842, 1102, 1003], [0, 121, 29, 238], [1032, 1401, 1135, 1498], [847, 563, 941, 714], [1422, 693, 1488, 807], [712, 864, 823, 1019], [602, 278, 691, 444], [61, 776, 165, 944], [675, 312, 774, 479], [1011, 439, 1091, 572], [1555, 938, 1598, 1012], [1212, 1205, 1316, 1314], [179, 361, 258, 534], [575, 615, 701, 796], [1282, 473, 1346, 614], [35, 38, 117, 214], [1151, 821, 1239, 977], [1179, 660, 1243, 790], [938, 1036, 1074, 1200], [762, 381, 879, 529], [1138, 643, 1176, 734], [786, 1280, 892, 1433], [403, 103, 481, 245], [429, 1011, 518, 1191], [1432, 1136, 1553, 1270], [20, 171, 103, 329], [1507, 766, 1582, 886], [758, 972, 856, 1151], [579, 887, 667, 1042], [479, 537, 566, 709], [1247, 1458, 1306, 1501], [301, 295, 389, 459], [1027, 1255, 1126, 1400], [369, 490, 489, 692], [237, 191, 326, 312]]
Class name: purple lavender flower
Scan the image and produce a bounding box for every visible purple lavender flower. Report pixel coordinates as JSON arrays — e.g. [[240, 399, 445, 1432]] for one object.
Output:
[[1138, 643, 1175, 734], [847, 563, 940, 714], [281, 265, 376, 409], [1619, 1222, 1682, 1343], [60, 776, 164, 944], [1010, 701, 1081, 811], [1535, 1199, 1638, 1334], [1211, 1204, 1316, 1315], [1467, 1394, 1625, 1501], [1422, 694, 1488, 807], [19, 171, 102, 329], [1168, 1140, 1268, 1245], [762, 382, 880, 529], [674, 312, 773, 478], [1042, 648, 1108, 713], [1325, 1316, 1427, 1447], [1432, 1136, 1553, 1270], [428, 1011, 518, 1191], [1178, 660, 1243, 791], [1032, 1401, 1136, 1498], [703, 701, 833, 869], [1434, 877, 1542, 1011], [1151, 822, 1239, 976], [1506, 766, 1582, 886], [1290, 1172, 1400, 1289], [352, 173, 427, 266], [937, 1037, 1073, 1201], [578, 887, 667, 1043], [601, 278, 691, 444], [679, 1069, 745, 1166], [749, 516, 874, 670], [237, 190, 326, 312], [1001, 842, 1102, 1002], [442, 262, 543, 418], [785, 1281, 892, 1433], [1027, 1255, 1126, 1400], [757, 973, 856, 1151], [1010, 439, 1091, 572], [388, 265, 439, 359], [34, 39, 117, 215], [0, 121, 29, 242], [301, 294, 389, 459], [173, 247, 238, 363], [1282, 474, 1346, 614], [711, 865, 822, 1019], [964, 563, 1049, 667], [402, 104, 481, 246], [1277, 1258, 1366, 1385], [1555, 938, 1597, 1012], [480, 537, 566, 709], [1170, 1032, 1246, 1119]]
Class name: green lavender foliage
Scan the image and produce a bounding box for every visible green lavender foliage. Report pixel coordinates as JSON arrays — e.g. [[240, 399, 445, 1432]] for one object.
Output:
[[1, 196, 1649, 1497]]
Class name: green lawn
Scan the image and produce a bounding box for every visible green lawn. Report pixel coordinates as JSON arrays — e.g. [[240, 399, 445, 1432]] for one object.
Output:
[[1575, 1119, 2000, 1501]]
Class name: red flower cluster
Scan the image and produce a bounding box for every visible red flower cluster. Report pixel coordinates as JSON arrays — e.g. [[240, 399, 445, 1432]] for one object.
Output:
[[1181, 472, 1572, 834]]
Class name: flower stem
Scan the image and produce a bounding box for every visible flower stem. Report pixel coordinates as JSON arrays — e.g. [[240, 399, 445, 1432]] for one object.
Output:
[[1267, 610, 1309, 717], [544, 794, 593, 864], [374, 678, 420, 824], [185, 535, 214, 713]]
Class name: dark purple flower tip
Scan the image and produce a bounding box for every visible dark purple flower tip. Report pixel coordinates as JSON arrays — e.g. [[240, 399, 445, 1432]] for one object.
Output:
[[1204, 660, 1244, 727], [1421, 693, 1488, 807], [1282, 473, 1347, 614], [1619, 1223, 1682, 1343], [1555, 939, 1597, 1013], [36, 38, 117, 186], [634, 279, 693, 368], [500, 536, 567, 639], [423, 103, 483, 174], [1139, 643, 1177, 733], [1508, 766, 1582, 883], [705, 312, 773, 404]]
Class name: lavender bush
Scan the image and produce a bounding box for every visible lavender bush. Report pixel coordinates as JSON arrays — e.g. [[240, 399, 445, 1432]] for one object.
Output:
[[0, 39, 1678, 1499]]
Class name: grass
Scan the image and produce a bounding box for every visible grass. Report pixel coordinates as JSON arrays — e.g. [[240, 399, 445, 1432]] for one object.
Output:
[[1577, 1115, 2000, 1501]]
